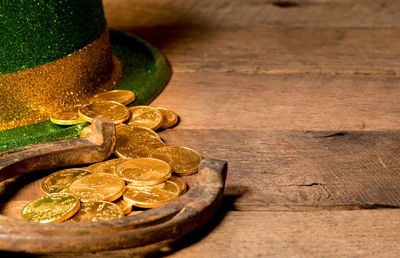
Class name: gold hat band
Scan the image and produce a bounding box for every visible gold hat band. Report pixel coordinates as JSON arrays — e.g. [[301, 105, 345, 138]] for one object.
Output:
[[0, 29, 123, 131]]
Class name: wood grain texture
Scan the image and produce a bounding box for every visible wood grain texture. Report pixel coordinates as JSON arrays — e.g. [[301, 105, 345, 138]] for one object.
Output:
[[167, 210, 400, 258], [37, 210, 400, 257], [157, 129, 400, 210], [151, 72, 400, 131], [104, 0, 400, 28], [122, 27, 400, 76], [4, 129, 400, 214]]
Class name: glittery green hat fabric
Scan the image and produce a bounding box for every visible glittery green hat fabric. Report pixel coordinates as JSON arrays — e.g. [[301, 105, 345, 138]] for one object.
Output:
[[0, 29, 171, 152], [0, 0, 170, 152], [0, 0, 106, 74]]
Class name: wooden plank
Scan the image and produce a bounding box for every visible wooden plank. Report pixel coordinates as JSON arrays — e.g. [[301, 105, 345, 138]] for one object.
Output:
[[152, 72, 400, 131], [166, 210, 400, 257], [121, 27, 400, 76], [104, 0, 400, 28], [4, 129, 400, 213], [156, 129, 400, 210], [42, 210, 400, 257]]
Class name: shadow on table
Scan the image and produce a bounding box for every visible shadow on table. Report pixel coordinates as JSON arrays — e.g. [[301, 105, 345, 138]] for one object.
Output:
[[107, 0, 214, 56], [159, 188, 247, 257]]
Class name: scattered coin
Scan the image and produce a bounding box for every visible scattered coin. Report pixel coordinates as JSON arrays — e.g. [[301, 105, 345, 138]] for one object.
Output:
[[113, 198, 133, 215], [169, 175, 187, 195], [87, 158, 126, 174], [50, 105, 87, 125], [67, 173, 126, 202], [116, 158, 171, 186], [91, 90, 136, 105], [115, 131, 165, 159], [22, 100, 203, 223], [21, 193, 80, 223], [156, 107, 178, 129], [78, 100, 130, 124], [127, 106, 164, 131], [149, 146, 202, 175], [118, 124, 161, 140], [68, 201, 124, 222], [123, 180, 180, 208], [40, 168, 92, 195]]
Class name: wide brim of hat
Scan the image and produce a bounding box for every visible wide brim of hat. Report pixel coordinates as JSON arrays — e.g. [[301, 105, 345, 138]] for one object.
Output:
[[0, 29, 171, 152]]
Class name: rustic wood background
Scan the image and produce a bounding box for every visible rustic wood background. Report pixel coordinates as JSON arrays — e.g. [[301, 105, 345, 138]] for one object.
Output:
[[105, 0, 400, 256], [4, 0, 400, 256]]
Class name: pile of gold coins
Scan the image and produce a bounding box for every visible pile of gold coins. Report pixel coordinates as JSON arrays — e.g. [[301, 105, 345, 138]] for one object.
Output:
[[20, 90, 202, 223]]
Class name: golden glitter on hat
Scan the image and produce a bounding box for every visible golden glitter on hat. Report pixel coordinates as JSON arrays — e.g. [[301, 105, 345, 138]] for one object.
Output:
[[0, 0, 123, 131]]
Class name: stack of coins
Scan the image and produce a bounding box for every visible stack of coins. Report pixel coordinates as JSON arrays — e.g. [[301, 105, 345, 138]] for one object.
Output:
[[21, 90, 203, 223]]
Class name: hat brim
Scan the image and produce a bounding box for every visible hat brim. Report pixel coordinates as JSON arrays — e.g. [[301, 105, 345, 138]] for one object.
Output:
[[0, 29, 171, 152]]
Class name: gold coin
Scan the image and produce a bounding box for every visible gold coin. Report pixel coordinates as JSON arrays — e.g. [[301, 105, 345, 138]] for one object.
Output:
[[123, 180, 180, 208], [149, 146, 202, 175], [127, 106, 164, 130], [87, 158, 126, 174], [169, 175, 187, 195], [40, 168, 92, 195], [113, 198, 132, 215], [50, 105, 87, 125], [156, 107, 179, 129], [68, 201, 124, 222], [78, 100, 130, 124], [21, 193, 80, 223], [67, 173, 126, 202], [118, 124, 161, 140], [115, 131, 165, 159], [116, 158, 171, 186], [91, 90, 136, 105]]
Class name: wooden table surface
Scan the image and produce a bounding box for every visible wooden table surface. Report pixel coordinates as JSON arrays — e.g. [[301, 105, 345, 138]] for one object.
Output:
[[3, 0, 400, 257], [102, 0, 400, 257]]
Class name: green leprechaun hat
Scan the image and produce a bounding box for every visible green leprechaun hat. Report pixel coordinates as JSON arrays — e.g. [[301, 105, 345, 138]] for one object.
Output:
[[0, 0, 170, 152]]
